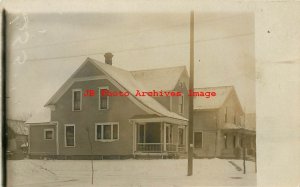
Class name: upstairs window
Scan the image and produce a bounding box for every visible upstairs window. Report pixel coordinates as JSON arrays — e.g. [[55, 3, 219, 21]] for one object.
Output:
[[95, 122, 119, 141], [72, 89, 82, 111], [99, 87, 109, 110], [178, 95, 184, 114], [225, 107, 228, 122]]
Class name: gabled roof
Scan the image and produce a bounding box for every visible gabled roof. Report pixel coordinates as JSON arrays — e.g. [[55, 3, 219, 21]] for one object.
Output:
[[27, 58, 187, 124], [193, 86, 243, 111], [131, 66, 187, 91], [89, 59, 187, 121]]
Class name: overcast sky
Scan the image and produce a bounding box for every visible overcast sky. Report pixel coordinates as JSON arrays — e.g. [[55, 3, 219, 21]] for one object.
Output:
[[7, 12, 255, 119]]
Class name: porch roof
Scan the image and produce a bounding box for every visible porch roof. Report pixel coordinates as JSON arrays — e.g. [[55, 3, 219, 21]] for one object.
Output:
[[129, 114, 188, 126], [222, 123, 255, 135]]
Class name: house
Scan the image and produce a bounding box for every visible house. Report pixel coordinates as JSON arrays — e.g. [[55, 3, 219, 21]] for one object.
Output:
[[26, 53, 189, 159], [7, 119, 29, 158], [26, 53, 256, 159], [193, 86, 256, 159]]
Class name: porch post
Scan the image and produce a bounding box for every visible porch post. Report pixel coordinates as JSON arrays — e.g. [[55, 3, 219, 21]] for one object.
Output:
[[160, 122, 163, 152], [163, 122, 167, 151], [132, 122, 136, 154]]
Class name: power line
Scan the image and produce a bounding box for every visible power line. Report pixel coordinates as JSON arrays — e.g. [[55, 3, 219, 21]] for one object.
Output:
[[13, 15, 243, 51], [25, 32, 253, 62]]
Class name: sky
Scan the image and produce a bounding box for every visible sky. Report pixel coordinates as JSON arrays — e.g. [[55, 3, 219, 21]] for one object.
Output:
[[6, 12, 255, 120]]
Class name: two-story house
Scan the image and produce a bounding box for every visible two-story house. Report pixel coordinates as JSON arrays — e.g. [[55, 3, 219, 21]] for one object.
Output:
[[26, 53, 189, 159], [193, 86, 256, 159]]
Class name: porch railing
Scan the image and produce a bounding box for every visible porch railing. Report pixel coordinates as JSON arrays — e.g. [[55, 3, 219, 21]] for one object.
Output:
[[137, 143, 162, 153], [136, 143, 179, 153]]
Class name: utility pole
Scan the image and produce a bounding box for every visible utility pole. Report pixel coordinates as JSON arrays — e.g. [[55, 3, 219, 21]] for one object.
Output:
[[187, 10, 194, 176], [243, 107, 246, 174]]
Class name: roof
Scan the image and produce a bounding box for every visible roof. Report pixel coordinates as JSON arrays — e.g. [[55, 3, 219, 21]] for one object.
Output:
[[222, 123, 255, 133], [131, 66, 186, 91], [27, 58, 187, 123], [193, 86, 233, 110], [91, 59, 187, 121], [25, 108, 51, 124], [7, 119, 29, 135]]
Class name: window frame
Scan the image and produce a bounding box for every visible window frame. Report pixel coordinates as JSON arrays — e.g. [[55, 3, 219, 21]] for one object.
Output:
[[194, 131, 203, 149], [95, 122, 119, 142], [225, 107, 228, 122], [224, 133, 228, 149], [72, 89, 82, 111], [44, 128, 54, 140], [99, 86, 109, 110], [64, 124, 76, 147], [178, 127, 185, 146], [178, 94, 184, 114]]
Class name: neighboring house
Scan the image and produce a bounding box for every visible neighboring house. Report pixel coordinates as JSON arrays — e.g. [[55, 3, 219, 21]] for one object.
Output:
[[26, 53, 189, 159], [193, 86, 256, 159], [7, 119, 29, 155]]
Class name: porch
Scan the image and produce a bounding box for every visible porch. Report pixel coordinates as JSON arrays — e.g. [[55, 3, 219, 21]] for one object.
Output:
[[221, 127, 256, 159], [130, 116, 188, 155]]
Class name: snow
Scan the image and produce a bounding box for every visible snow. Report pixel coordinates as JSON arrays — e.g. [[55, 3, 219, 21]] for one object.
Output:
[[193, 86, 232, 110], [92, 59, 187, 121], [25, 107, 51, 124], [7, 159, 256, 187], [131, 66, 186, 91]]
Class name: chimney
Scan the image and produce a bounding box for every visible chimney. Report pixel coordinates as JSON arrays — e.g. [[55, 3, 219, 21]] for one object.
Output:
[[104, 52, 113, 65]]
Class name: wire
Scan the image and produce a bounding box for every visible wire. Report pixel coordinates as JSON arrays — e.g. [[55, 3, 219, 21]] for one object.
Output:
[[25, 32, 253, 62], [13, 15, 243, 51]]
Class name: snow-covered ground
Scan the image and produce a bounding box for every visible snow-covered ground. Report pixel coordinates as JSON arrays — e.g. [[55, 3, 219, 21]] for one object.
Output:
[[7, 159, 256, 187]]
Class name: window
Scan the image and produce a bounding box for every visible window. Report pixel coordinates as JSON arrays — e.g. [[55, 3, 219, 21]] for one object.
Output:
[[224, 134, 228, 149], [178, 128, 184, 145], [44, 129, 54, 140], [99, 87, 109, 110], [65, 124, 75, 147], [194, 132, 203, 148], [95, 123, 119, 141], [225, 107, 228, 122], [72, 89, 82, 111], [179, 95, 184, 114]]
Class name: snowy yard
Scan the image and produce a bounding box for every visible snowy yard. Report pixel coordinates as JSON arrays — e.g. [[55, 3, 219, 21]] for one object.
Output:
[[7, 159, 256, 187]]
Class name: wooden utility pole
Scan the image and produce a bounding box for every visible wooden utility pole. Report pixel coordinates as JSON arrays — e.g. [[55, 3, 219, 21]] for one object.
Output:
[[243, 109, 246, 174], [187, 10, 194, 176]]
